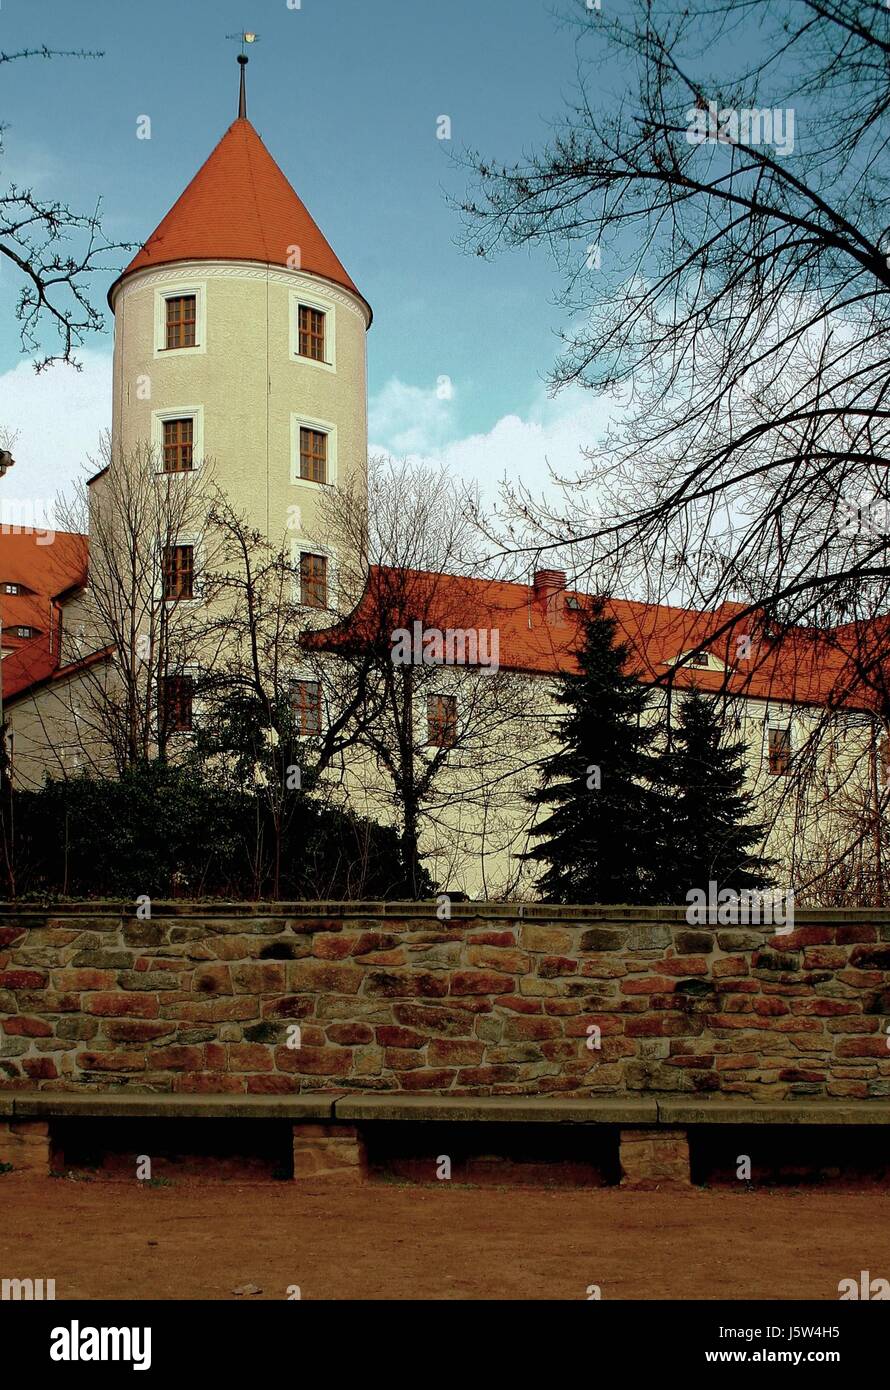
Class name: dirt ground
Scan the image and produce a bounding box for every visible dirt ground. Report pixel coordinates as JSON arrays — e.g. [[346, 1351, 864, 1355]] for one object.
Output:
[[1, 1173, 886, 1300]]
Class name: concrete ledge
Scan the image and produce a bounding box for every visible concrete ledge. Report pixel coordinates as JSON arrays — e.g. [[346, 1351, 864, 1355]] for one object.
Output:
[[7, 1092, 342, 1121], [332, 1094, 659, 1124], [6, 1090, 890, 1127], [656, 1098, 890, 1126]]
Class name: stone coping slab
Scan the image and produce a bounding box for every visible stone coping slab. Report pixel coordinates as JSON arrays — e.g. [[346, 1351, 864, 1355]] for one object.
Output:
[[332, 1094, 659, 1124], [5, 1093, 343, 1121], [1, 901, 888, 925], [656, 1098, 890, 1126], [4, 1091, 890, 1126]]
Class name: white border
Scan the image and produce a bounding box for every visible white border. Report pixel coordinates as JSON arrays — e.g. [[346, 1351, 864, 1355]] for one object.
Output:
[[153, 282, 207, 358], [289, 288, 337, 373], [151, 405, 205, 474], [159, 533, 203, 607], [290, 539, 337, 613], [290, 413, 338, 489], [117, 261, 370, 329]]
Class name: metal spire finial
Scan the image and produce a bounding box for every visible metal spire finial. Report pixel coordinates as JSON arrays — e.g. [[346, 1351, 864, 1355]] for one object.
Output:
[[227, 31, 259, 119]]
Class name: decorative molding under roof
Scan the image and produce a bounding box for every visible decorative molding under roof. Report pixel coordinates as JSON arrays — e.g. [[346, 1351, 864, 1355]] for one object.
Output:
[[114, 259, 369, 326]]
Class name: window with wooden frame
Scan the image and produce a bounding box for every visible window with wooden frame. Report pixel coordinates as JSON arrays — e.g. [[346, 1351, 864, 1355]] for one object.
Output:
[[163, 544, 194, 601], [298, 305, 326, 362], [292, 679, 322, 736], [299, 427, 328, 484], [165, 295, 197, 350], [299, 552, 328, 608], [162, 417, 194, 473], [160, 675, 194, 733], [768, 725, 792, 775], [427, 694, 458, 749]]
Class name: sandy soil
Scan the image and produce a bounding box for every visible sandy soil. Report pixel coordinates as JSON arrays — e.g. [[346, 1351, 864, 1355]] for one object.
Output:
[[1, 1173, 885, 1300]]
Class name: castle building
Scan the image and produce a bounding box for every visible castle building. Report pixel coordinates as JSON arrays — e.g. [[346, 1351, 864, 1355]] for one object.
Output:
[[1, 70, 886, 901]]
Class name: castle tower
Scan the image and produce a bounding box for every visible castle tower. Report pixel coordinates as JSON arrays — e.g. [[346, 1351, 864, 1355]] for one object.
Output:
[[107, 58, 371, 604]]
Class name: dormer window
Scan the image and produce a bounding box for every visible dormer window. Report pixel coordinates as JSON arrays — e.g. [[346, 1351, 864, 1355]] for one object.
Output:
[[165, 295, 197, 349], [9, 625, 38, 639], [688, 650, 710, 669], [2, 583, 23, 595]]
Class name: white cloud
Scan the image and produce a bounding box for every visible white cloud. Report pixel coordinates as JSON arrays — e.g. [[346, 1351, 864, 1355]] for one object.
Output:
[[370, 378, 625, 499], [0, 350, 111, 525], [368, 375, 458, 454]]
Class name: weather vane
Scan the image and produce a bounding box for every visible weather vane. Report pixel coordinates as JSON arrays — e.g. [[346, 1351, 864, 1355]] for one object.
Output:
[[227, 31, 259, 118], [227, 30, 260, 57]]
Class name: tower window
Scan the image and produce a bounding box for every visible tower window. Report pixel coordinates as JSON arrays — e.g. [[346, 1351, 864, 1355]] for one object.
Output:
[[299, 427, 327, 484], [160, 675, 194, 733], [165, 295, 197, 350], [768, 726, 792, 775], [163, 544, 194, 601], [162, 417, 194, 472], [427, 694, 458, 749], [298, 305, 326, 362], [299, 552, 328, 609], [292, 679, 322, 736]]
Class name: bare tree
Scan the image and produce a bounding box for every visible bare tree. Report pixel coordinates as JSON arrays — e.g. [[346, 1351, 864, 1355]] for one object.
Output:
[[1, 47, 132, 369], [52, 437, 218, 773], [458, 0, 890, 902], [194, 496, 385, 899], [459, 0, 890, 629], [320, 457, 542, 897]]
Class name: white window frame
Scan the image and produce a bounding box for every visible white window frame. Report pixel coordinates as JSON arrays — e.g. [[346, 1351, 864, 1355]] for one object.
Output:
[[290, 413, 338, 489], [764, 709, 793, 773], [151, 405, 205, 474], [159, 667, 199, 740], [154, 283, 207, 358], [288, 668, 326, 737], [159, 534, 202, 607], [291, 540, 337, 613], [289, 289, 336, 373], [668, 648, 726, 672]]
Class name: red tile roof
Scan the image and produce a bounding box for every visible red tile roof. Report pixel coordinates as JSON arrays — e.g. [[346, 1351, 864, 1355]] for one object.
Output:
[[310, 566, 886, 714], [3, 536, 884, 717], [109, 118, 369, 318], [0, 531, 87, 700]]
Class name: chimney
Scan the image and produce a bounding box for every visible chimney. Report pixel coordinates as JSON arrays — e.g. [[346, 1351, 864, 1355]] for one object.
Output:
[[532, 569, 567, 625]]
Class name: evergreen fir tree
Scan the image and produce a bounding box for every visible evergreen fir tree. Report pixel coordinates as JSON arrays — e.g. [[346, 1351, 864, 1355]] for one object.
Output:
[[657, 687, 775, 900], [524, 597, 669, 903]]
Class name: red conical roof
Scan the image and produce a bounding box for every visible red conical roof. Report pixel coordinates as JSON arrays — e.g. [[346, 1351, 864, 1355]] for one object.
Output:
[[110, 118, 368, 317]]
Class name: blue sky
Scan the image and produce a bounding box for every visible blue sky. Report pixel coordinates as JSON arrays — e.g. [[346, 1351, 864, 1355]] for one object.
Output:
[[0, 0, 622, 514]]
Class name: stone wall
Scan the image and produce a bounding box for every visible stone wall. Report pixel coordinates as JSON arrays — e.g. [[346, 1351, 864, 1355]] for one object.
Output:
[[0, 903, 888, 1101]]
